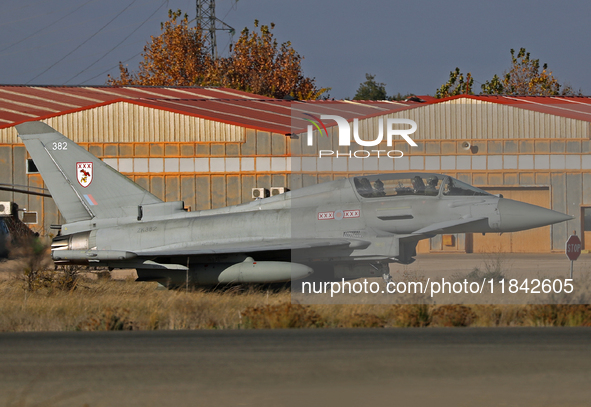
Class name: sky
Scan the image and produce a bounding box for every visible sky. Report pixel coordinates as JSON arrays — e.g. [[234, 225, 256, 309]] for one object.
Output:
[[0, 0, 589, 99]]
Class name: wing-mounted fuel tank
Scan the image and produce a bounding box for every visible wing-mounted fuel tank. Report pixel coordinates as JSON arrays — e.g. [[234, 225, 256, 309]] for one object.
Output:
[[136, 257, 313, 286], [51, 231, 135, 264]]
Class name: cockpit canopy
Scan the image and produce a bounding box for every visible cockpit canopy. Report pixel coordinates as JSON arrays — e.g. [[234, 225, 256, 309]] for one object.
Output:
[[353, 173, 492, 198]]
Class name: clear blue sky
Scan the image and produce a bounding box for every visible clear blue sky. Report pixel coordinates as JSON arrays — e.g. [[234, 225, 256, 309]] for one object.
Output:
[[1, 0, 589, 99]]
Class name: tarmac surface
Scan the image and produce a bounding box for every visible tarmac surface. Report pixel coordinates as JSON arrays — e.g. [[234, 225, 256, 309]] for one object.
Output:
[[289, 253, 591, 304], [0, 328, 590, 407], [2, 252, 590, 281], [109, 253, 591, 281], [394, 252, 591, 278]]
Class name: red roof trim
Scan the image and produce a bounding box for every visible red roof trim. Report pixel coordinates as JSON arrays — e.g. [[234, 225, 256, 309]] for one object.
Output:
[[424, 93, 591, 106], [3, 87, 591, 136], [131, 99, 292, 133], [0, 98, 130, 130], [419, 94, 591, 122], [1, 98, 293, 134]]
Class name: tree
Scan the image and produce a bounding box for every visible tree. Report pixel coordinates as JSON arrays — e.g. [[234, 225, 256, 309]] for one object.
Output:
[[205, 21, 328, 99], [108, 12, 328, 100], [435, 67, 474, 98], [480, 73, 507, 95], [108, 10, 211, 86], [390, 92, 416, 101], [480, 47, 573, 96], [353, 73, 388, 100]]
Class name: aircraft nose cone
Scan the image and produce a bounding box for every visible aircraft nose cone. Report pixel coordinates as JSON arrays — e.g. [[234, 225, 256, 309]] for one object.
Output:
[[498, 199, 573, 232]]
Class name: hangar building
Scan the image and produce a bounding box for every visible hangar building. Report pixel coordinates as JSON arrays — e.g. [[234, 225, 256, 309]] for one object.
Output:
[[0, 85, 413, 232], [291, 95, 591, 254], [0, 86, 590, 254]]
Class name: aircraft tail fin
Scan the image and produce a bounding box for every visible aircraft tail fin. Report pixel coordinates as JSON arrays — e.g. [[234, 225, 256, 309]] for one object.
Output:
[[16, 121, 162, 223]]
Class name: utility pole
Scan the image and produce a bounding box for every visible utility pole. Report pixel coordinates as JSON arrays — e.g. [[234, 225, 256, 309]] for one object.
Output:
[[195, 0, 235, 59]]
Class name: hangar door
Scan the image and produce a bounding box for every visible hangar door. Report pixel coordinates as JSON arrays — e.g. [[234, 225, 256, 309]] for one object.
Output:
[[472, 187, 551, 253]]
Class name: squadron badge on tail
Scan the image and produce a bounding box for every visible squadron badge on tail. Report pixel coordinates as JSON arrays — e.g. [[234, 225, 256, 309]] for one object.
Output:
[[77, 162, 93, 187]]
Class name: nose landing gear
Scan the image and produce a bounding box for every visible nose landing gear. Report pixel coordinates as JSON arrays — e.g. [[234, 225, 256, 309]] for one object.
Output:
[[371, 262, 393, 283]]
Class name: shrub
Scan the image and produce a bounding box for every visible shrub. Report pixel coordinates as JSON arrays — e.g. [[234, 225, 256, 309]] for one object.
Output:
[[241, 303, 324, 328], [527, 304, 591, 327], [391, 304, 432, 327], [453, 256, 506, 284], [339, 313, 386, 328], [77, 308, 135, 331], [431, 305, 476, 327], [8, 236, 84, 293]]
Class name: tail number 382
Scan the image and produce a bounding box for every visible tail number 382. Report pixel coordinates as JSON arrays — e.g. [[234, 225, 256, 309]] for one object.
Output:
[[52, 142, 67, 150]]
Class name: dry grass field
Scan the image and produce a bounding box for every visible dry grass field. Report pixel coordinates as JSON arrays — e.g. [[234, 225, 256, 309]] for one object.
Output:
[[0, 274, 590, 331], [1, 240, 590, 331]]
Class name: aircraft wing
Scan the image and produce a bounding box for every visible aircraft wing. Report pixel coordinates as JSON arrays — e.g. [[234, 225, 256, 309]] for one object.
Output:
[[132, 237, 362, 257], [411, 217, 488, 236]]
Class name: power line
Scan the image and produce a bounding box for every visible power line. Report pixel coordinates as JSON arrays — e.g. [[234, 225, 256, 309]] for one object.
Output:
[[67, 0, 168, 84], [219, 0, 238, 56], [0, 0, 67, 27], [26, 0, 139, 84], [81, 50, 143, 84], [221, 0, 238, 22], [0, 0, 96, 53]]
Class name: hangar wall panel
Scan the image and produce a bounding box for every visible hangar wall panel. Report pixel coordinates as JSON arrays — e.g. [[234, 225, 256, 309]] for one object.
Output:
[[2, 94, 590, 255], [0, 102, 246, 143], [352, 98, 589, 142], [472, 188, 551, 253]]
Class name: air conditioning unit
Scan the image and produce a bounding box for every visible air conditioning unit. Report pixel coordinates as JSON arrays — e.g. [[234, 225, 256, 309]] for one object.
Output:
[[0, 202, 13, 217], [270, 187, 289, 196], [251, 188, 269, 199]]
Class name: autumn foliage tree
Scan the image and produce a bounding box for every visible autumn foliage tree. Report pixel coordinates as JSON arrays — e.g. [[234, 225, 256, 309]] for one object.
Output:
[[108, 10, 211, 86], [209, 21, 328, 99], [436, 48, 578, 98], [481, 47, 574, 96], [108, 11, 328, 99]]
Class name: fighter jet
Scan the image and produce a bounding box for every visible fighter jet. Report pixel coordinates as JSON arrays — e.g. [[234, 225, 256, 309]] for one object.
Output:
[[16, 121, 572, 285]]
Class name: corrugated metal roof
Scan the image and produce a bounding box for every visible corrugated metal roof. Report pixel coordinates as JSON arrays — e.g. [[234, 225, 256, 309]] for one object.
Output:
[[432, 95, 591, 122], [0, 85, 421, 134], [3, 86, 588, 136]]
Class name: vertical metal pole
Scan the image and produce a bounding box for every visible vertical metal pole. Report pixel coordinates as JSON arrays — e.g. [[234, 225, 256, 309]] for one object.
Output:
[[186, 257, 189, 293], [209, 0, 217, 59], [570, 260, 574, 279]]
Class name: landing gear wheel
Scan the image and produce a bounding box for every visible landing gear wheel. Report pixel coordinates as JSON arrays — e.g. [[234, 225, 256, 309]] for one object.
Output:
[[370, 262, 392, 283]]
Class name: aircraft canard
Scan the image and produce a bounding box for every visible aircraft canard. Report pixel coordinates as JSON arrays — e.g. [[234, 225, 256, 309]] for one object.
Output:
[[15, 121, 574, 286]]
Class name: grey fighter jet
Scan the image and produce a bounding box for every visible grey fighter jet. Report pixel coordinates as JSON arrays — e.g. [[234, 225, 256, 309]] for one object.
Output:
[[16, 122, 572, 285]]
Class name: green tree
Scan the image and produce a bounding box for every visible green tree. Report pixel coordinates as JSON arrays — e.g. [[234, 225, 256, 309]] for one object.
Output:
[[391, 92, 417, 101], [480, 73, 507, 95], [353, 73, 388, 100], [435, 67, 474, 98]]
